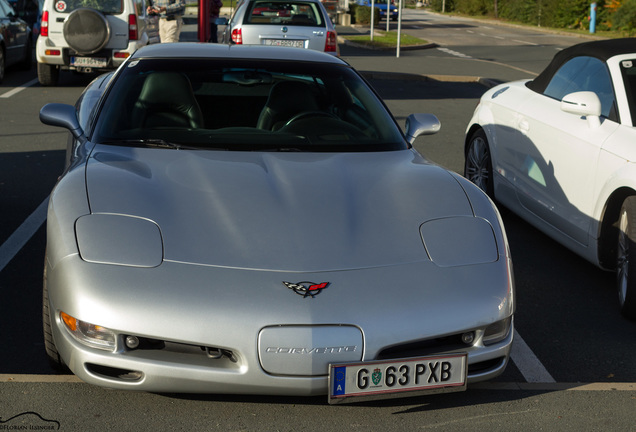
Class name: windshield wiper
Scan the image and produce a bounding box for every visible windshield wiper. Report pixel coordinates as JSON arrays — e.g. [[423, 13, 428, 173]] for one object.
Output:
[[101, 139, 185, 149], [261, 147, 305, 152]]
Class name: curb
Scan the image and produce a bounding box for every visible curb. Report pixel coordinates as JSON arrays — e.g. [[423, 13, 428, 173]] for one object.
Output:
[[358, 70, 502, 88], [339, 37, 438, 52]]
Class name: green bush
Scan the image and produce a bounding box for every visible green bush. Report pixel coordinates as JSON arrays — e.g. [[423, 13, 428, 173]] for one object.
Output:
[[349, 3, 358, 23], [429, 0, 454, 12], [454, 0, 491, 15], [498, 0, 540, 24], [612, 0, 636, 34], [354, 5, 381, 25]]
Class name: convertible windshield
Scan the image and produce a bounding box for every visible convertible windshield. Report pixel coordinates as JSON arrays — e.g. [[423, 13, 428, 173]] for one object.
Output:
[[92, 58, 407, 152]]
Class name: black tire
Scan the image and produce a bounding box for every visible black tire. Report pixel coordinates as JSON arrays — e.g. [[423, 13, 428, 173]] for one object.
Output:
[[37, 61, 60, 86], [0, 47, 5, 84], [616, 196, 636, 320], [42, 258, 68, 371], [21, 38, 33, 70], [464, 128, 494, 198]]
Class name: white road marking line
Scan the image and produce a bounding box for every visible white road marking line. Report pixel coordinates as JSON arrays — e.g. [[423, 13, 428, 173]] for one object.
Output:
[[511, 329, 556, 383], [0, 78, 39, 98], [512, 39, 539, 46], [0, 197, 48, 273], [437, 47, 473, 59]]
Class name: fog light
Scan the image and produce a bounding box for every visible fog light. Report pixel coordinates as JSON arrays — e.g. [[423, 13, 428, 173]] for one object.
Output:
[[461, 332, 475, 345], [483, 317, 512, 346], [125, 335, 140, 350], [60, 312, 116, 352]]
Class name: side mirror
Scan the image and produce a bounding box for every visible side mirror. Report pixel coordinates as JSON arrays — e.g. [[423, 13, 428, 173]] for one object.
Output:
[[215, 17, 229, 25], [561, 91, 602, 128], [39, 103, 86, 141], [405, 113, 440, 145]]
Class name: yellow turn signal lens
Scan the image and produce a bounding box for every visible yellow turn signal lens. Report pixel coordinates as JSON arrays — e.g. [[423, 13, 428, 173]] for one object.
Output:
[[61, 311, 77, 332], [59, 312, 116, 351]]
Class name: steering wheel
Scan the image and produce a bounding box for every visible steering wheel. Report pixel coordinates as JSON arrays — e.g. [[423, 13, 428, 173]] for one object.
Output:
[[284, 111, 339, 127]]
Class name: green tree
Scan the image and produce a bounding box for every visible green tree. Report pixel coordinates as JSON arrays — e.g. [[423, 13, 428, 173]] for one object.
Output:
[[612, 0, 636, 33]]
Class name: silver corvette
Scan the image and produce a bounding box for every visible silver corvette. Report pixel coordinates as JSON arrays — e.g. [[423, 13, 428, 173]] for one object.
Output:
[[40, 43, 514, 403]]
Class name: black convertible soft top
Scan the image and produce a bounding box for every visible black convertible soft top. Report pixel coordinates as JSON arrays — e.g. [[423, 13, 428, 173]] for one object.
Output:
[[527, 38, 636, 93]]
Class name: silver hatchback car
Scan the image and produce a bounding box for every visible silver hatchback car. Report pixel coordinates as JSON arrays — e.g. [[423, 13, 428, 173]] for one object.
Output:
[[219, 0, 339, 55]]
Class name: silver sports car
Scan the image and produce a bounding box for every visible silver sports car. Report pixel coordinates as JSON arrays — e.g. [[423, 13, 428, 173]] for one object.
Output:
[[40, 43, 514, 403]]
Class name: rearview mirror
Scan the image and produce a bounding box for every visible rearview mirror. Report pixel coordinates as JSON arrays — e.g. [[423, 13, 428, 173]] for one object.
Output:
[[405, 113, 441, 145], [561, 91, 602, 128], [39, 103, 85, 141]]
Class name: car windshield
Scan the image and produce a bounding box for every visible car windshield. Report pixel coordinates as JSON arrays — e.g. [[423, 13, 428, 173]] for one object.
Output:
[[92, 58, 407, 152], [245, 1, 324, 26], [620, 58, 636, 126]]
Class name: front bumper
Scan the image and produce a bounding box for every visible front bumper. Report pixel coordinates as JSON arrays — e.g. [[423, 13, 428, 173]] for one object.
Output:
[[46, 253, 514, 395]]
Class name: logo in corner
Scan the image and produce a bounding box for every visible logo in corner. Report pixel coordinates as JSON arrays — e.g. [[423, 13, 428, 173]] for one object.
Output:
[[283, 281, 329, 298]]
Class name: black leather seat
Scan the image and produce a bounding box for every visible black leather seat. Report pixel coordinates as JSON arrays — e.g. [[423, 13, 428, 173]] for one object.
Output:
[[132, 72, 204, 129], [256, 81, 320, 131]]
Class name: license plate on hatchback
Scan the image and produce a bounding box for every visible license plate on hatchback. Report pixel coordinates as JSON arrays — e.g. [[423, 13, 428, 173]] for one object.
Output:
[[71, 56, 108, 68], [263, 39, 305, 48], [328, 353, 467, 404]]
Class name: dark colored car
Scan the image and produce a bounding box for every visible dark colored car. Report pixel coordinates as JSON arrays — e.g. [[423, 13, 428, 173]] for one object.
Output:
[[355, 0, 397, 21], [0, 0, 32, 82]]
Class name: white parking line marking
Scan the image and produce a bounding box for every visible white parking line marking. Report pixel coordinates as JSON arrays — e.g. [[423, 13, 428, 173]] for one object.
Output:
[[0, 197, 48, 273], [511, 329, 556, 383], [0, 78, 39, 98]]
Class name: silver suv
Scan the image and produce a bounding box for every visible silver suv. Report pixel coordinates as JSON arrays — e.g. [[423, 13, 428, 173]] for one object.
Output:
[[36, 0, 159, 86]]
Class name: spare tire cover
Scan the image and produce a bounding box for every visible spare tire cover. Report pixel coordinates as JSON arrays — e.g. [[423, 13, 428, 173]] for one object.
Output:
[[63, 8, 111, 55]]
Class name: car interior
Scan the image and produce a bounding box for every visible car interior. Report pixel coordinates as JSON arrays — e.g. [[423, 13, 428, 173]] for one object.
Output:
[[95, 60, 406, 151]]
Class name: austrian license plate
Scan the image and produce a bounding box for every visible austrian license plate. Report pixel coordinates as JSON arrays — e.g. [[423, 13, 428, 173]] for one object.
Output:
[[71, 56, 108, 68], [263, 39, 305, 48], [328, 353, 467, 404]]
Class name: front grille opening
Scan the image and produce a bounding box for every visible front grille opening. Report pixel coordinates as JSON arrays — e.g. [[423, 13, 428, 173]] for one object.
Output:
[[123, 336, 237, 363], [86, 363, 143, 381], [467, 357, 505, 374], [377, 334, 468, 360]]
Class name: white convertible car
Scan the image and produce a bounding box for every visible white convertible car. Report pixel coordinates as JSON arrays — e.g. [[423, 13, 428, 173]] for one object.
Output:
[[464, 38, 636, 320]]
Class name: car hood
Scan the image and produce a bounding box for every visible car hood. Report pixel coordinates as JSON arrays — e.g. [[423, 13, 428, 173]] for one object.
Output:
[[85, 146, 474, 271]]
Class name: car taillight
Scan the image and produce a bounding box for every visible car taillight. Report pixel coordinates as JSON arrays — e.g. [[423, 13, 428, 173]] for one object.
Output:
[[41, 10, 48, 37], [129, 14, 138, 40], [231, 28, 242, 44], [325, 31, 337, 53]]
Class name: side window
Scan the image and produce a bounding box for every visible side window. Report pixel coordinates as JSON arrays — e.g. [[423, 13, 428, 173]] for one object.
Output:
[[544, 56, 616, 119]]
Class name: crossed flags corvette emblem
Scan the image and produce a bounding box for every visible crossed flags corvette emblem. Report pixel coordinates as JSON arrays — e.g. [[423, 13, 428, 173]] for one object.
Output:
[[283, 281, 329, 298]]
